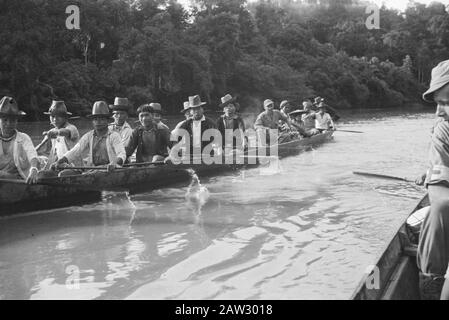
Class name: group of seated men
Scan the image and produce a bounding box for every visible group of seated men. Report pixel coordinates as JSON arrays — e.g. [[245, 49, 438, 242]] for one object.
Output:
[[0, 94, 336, 183]]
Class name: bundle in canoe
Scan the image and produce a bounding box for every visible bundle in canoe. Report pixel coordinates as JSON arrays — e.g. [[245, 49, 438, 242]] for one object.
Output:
[[351, 194, 428, 300], [0, 131, 333, 214]]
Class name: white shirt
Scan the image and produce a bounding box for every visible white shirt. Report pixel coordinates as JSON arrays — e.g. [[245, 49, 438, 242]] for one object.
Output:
[[315, 112, 334, 130], [192, 116, 205, 148]]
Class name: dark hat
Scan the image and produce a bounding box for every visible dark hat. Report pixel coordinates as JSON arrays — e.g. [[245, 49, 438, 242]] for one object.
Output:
[[149, 103, 163, 114], [187, 95, 207, 109], [423, 60, 449, 102], [44, 100, 72, 116], [0, 96, 26, 117], [87, 101, 112, 118], [219, 94, 237, 108], [110, 97, 130, 112], [180, 101, 190, 114]]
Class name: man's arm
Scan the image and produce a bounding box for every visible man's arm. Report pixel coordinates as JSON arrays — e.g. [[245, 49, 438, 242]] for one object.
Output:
[[111, 132, 126, 165], [125, 129, 139, 159], [254, 113, 267, 130]]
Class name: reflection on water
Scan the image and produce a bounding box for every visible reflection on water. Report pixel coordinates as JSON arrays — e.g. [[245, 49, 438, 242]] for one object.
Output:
[[0, 110, 432, 299]]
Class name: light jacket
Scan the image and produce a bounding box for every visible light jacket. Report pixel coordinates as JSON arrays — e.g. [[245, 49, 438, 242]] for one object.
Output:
[[64, 129, 126, 166], [109, 122, 133, 146], [0, 131, 38, 179]]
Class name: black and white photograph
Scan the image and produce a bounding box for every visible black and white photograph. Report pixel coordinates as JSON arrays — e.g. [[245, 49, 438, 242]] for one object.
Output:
[[1, 0, 449, 305]]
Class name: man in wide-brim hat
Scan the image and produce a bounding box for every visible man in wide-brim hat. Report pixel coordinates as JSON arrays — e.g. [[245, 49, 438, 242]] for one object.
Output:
[[0, 96, 40, 183], [216, 94, 246, 151], [37, 100, 81, 170], [109, 97, 133, 146], [53, 101, 126, 173], [416, 59, 449, 300], [170, 95, 217, 160]]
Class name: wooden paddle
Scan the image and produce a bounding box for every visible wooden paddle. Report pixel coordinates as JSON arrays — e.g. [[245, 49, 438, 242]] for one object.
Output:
[[353, 171, 415, 183], [336, 129, 364, 133], [35, 136, 49, 151]]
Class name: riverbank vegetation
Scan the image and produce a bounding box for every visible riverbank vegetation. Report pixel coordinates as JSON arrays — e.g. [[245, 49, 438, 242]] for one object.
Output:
[[0, 0, 447, 119]]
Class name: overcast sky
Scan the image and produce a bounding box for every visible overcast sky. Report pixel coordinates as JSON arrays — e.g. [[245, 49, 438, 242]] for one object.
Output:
[[179, 0, 449, 13]]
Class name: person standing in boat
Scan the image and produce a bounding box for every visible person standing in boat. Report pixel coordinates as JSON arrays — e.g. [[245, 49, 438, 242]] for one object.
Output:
[[170, 95, 218, 161], [52, 101, 126, 173], [109, 97, 133, 146], [36, 100, 80, 170], [315, 102, 335, 132], [0, 96, 39, 183], [125, 104, 171, 163], [417, 59, 449, 300], [216, 94, 246, 152], [254, 99, 292, 146]]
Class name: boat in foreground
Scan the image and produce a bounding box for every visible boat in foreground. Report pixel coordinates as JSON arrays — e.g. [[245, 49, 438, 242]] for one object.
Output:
[[351, 194, 428, 300], [0, 131, 333, 214]]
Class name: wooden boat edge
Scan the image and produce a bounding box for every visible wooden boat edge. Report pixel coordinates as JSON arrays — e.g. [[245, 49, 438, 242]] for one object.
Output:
[[351, 194, 427, 300]]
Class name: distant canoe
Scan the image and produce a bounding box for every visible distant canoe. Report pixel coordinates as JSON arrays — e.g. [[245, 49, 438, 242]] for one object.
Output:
[[0, 131, 334, 214], [351, 194, 427, 300]]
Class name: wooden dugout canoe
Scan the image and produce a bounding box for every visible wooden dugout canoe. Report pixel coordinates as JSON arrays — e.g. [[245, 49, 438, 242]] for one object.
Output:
[[351, 194, 428, 300], [0, 131, 333, 214]]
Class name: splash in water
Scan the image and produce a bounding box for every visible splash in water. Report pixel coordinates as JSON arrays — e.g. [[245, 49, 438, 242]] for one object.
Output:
[[185, 169, 210, 207]]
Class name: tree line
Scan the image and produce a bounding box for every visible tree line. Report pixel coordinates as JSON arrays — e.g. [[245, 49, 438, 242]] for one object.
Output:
[[0, 0, 447, 120]]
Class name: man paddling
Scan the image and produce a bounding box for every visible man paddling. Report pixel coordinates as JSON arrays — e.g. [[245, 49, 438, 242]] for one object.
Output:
[[109, 97, 133, 146], [418, 59, 449, 299], [216, 94, 246, 152], [125, 104, 171, 163], [52, 101, 126, 173], [0, 96, 39, 183], [36, 100, 80, 169]]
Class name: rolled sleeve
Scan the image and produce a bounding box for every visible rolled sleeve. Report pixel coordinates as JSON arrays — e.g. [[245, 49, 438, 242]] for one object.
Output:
[[64, 133, 89, 163]]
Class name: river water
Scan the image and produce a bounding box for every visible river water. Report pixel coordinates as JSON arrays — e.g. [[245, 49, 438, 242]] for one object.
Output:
[[0, 109, 434, 299]]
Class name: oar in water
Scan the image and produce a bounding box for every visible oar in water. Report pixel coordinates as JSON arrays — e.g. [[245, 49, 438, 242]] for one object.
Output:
[[353, 171, 415, 183], [336, 129, 364, 134]]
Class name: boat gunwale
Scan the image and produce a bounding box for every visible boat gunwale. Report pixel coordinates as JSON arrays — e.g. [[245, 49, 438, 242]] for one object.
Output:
[[350, 194, 427, 300]]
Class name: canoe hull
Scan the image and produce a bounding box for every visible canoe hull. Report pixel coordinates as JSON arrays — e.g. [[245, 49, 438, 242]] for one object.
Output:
[[352, 195, 428, 300], [0, 132, 333, 214]]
